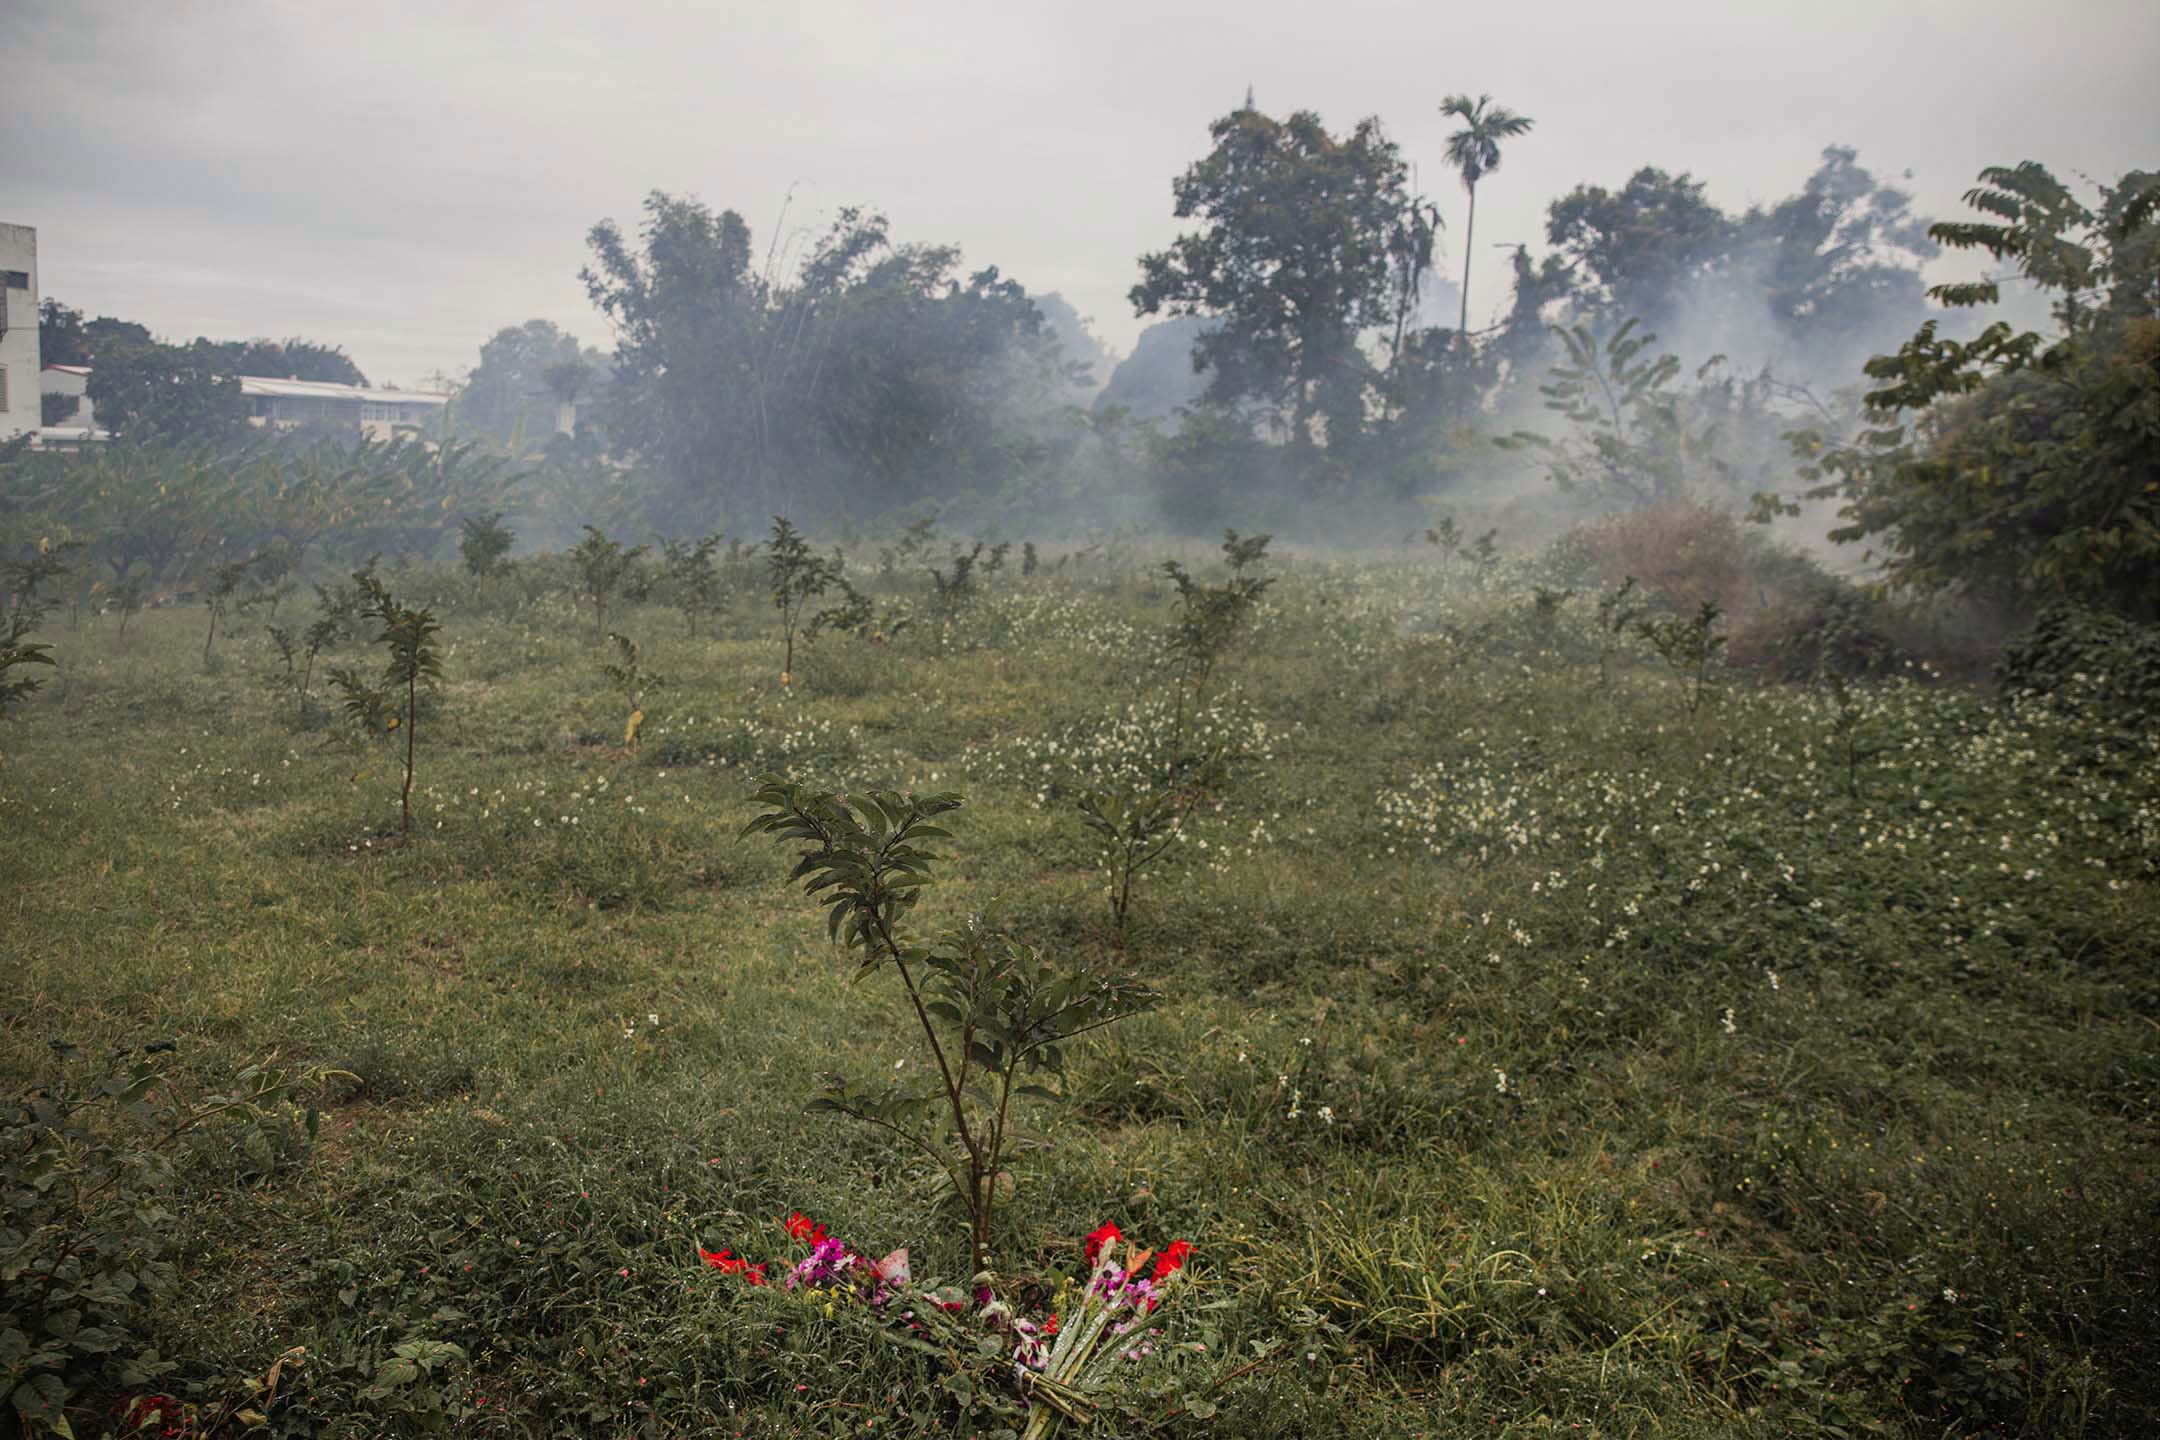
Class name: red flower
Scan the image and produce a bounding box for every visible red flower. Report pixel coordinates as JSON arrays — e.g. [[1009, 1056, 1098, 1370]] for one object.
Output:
[[1044, 1313, 1060, 1335], [1084, 1222, 1122, 1265], [746, 1263, 769, 1286], [699, 1246, 733, 1269], [784, 1211, 829, 1245], [1151, 1239, 1193, 1282]]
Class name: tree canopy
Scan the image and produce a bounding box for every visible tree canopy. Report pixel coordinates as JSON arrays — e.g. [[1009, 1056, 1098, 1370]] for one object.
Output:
[[83, 340, 250, 447], [1131, 103, 1415, 453], [579, 193, 1071, 524], [1795, 163, 2160, 619]]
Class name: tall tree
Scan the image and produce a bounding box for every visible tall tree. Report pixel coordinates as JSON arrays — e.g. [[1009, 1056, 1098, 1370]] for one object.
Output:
[[580, 194, 1070, 522], [202, 338, 368, 387], [1793, 163, 2160, 619], [1545, 167, 1736, 331], [1437, 93, 1534, 335], [582, 193, 766, 512], [38, 300, 88, 367], [460, 319, 600, 446], [1132, 101, 1411, 454], [84, 339, 248, 447], [36, 302, 150, 368]]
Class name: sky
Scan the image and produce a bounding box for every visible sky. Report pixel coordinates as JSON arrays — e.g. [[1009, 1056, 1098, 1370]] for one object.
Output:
[[6, 0, 2157, 389]]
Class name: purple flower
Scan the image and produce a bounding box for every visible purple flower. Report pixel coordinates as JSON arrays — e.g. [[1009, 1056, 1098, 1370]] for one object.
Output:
[[787, 1236, 855, 1289]]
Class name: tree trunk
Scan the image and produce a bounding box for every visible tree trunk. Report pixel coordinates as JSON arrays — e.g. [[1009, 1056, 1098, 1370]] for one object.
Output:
[[401, 673, 416, 836], [1460, 182, 1478, 336]]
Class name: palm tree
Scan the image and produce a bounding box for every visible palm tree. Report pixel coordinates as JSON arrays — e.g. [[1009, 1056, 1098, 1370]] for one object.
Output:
[[1439, 93, 1535, 335]]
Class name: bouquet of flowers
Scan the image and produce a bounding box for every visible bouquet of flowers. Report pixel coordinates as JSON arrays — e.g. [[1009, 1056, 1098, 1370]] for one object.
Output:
[[696, 1212, 1199, 1434], [1013, 1222, 1192, 1438]]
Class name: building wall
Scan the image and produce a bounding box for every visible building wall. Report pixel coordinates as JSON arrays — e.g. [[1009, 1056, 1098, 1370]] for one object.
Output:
[[0, 223, 40, 440]]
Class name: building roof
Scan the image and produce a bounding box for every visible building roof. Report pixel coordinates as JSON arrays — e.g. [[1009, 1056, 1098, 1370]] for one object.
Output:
[[35, 366, 450, 407], [238, 375, 450, 406]]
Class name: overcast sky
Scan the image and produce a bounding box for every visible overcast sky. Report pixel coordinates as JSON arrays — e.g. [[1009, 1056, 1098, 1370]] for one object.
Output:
[[6, 0, 2156, 388]]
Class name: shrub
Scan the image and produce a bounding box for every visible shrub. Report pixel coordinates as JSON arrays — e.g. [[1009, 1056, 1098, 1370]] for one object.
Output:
[[1551, 501, 1751, 615], [3, 1043, 325, 1436], [1996, 604, 2160, 715], [1726, 574, 1910, 682], [458, 511, 516, 578]]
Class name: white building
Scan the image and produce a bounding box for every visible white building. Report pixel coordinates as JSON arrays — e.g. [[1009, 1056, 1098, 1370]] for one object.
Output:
[[240, 376, 450, 439], [33, 366, 452, 443], [39, 362, 98, 438], [0, 223, 39, 441]]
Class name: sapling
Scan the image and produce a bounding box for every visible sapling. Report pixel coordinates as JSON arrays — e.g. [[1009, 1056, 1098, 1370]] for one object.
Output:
[[1424, 515, 1499, 567], [1161, 529, 1273, 739], [1595, 576, 1644, 687], [459, 511, 516, 578], [929, 542, 990, 621], [660, 532, 728, 636], [877, 513, 939, 578], [111, 577, 146, 637], [1637, 599, 1726, 717], [742, 780, 1156, 1272], [766, 516, 840, 684], [266, 615, 343, 726], [1530, 585, 1575, 630], [0, 547, 67, 754], [353, 572, 443, 837], [1021, 541, 1039, 578], [201, 554, 264, 668], [1825, 672, 1888, 799], [1076, 749, 1227, 941], [325, 665, 392, 738], [600, 631, 662, 749], [807, 577, 875, 642], [570, 525, 649, 635]]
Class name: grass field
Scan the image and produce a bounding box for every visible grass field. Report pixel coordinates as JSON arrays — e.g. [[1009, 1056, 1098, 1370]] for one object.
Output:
[[4, 549, 2156, 1438]]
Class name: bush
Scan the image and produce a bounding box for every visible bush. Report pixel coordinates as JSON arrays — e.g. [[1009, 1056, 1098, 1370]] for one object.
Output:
[[1544, 501, 1753, 614], [1726, 574, 1909, 682], [2, 1044, 323, 1435], [1996, 604, 2160, 714]]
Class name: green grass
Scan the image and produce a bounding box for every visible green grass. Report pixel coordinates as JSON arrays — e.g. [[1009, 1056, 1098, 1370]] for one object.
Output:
[[3, 554, 2156, 1438]]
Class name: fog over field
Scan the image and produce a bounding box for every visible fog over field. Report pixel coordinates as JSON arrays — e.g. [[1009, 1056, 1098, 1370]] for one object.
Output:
[[7, 0, 2156, 385], [2, 7, 2157, 1438]]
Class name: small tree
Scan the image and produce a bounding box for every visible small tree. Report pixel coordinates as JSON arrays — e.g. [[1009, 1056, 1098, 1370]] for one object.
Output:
[[1076, 751, 1226, 941], [1501, 319, 1711, 510], [928, 542, 990, 622], [459, 512, 516, 578], [660, 533, 728, 636], [0, 548, 69, 758], [354, 573, 443, 837], [742, 780, 1156, 1273], [1161, 529, 1274, 735], [570, 525, 649, 634], [200, 554, 265, 668], [1637, 599, 1725, 717], [1594, 576, 1644, 687], [1786, 163, 2160, 619], [766, 517, 840, 684], [600, 632, 662, 749]]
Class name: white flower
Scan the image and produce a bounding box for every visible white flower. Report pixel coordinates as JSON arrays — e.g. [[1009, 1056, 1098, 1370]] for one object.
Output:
[[1318, 1106, 1334, 1125]]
